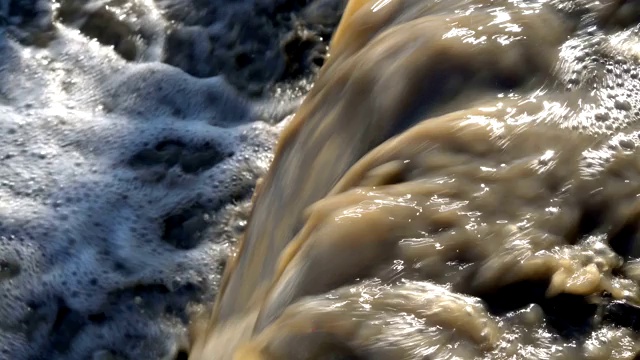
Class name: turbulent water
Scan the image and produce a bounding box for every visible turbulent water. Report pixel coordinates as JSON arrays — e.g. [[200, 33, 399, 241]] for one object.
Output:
[[2, 0, 640, 359], [188, 0, 640, 359]]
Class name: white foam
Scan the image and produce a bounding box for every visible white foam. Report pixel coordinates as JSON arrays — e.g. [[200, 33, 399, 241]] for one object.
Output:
[[0, 22, 281, 360]]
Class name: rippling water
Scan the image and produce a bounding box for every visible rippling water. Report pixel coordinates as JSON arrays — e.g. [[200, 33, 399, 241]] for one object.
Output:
[[189, 1, 640, 359]]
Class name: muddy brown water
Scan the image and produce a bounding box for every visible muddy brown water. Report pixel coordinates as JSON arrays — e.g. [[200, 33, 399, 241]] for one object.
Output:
[[189, 0, 640, 359]]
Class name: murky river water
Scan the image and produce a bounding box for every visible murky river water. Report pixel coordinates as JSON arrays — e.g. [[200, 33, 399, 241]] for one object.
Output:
[[189, 1, 640, 359]]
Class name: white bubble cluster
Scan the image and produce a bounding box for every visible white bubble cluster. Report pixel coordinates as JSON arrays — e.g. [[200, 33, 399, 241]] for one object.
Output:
[[0, 20, 283, 360]]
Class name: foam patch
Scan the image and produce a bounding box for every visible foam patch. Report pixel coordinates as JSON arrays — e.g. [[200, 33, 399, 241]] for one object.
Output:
[[0, 3, 306, 356]]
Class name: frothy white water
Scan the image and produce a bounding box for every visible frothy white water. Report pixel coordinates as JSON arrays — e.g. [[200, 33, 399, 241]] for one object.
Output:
[[0, 0, 326, 354]]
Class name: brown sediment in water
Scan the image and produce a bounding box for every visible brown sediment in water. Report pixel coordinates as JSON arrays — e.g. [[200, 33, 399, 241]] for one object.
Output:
[[190, 0, 640, 359]]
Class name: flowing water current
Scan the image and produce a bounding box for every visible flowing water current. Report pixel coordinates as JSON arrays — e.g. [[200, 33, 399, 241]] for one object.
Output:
[[2, 0, 640, 359], [190, 1, 640, 359]]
